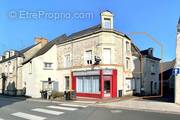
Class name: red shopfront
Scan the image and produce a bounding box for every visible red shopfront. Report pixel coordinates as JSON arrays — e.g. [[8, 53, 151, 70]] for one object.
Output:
[[71, 69, 117, 98]]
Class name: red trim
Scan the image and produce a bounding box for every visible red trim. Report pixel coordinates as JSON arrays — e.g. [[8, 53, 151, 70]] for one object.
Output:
[[103, 75, 112, 98], [112, 70, 117, 98], [76, 93, 101, 98], [71, 72, 76, 91], [71, 69, 117, 98], [100, 70, 104, 98]]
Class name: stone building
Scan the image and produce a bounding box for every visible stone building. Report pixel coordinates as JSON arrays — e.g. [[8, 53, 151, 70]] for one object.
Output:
[[175, 17, 180, 104], [140, 48, 161, 95], [131, 45, 161, 96], [0, 38, 48, 95]]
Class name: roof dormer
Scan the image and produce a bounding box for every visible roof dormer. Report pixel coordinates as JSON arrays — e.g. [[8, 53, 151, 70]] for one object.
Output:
[[101, 10, 114, 29]]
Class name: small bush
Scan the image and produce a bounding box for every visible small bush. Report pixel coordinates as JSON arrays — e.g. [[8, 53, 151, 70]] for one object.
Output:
[[51, 91, 64, 99]]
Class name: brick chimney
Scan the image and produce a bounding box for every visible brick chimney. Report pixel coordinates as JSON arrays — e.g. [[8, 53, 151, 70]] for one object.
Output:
[[35, 37, 48, 46]]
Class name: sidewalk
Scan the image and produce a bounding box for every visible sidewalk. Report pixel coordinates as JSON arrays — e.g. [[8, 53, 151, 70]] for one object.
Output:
[[96, 97, 180, 114]]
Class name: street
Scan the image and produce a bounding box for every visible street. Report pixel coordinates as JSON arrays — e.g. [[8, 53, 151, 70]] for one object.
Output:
[[0, 96, 180, 120]]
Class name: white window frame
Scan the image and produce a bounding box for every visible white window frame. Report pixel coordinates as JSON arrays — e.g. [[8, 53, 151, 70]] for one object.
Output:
[[126, 57, 130, 70], [64, 54, 71, 68], [125, 78, 135, 91], [44, 62, 53, 70], [104, 18, 111, 29], [126, 41, 130, 54], [103, 48, 111, 64], [151, 63, 155, 73], [84, 50, 93, 65]]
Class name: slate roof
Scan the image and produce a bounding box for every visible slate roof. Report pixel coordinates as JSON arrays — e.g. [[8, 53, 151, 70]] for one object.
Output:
[[0, 44, 39, 63], [140, 48, 161, 61], [131, 43, 141, 57], [2, 23, 132, 65], [22, 34, 68, 64]]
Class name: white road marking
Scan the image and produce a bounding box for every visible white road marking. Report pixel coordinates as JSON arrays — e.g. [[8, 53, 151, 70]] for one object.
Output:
[[11, 112, 46, 120], [32, 108, 64, 115], [47, 106, 78, 111], [60, 103, 87, 108], [74, 101, 96, 104], [0, 118, 4, 120]]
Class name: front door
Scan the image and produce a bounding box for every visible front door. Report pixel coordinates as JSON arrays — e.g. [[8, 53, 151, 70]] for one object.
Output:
[[104, 80, 111, 97]]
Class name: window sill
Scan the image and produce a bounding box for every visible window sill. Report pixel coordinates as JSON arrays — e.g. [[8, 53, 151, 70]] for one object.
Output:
[[43, 68, 53, 70]]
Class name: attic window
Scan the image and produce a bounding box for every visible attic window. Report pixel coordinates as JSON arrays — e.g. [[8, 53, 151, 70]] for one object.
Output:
[[104, 18, 111, 29]]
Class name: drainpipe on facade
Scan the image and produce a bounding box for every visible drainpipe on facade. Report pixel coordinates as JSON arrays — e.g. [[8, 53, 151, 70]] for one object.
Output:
[[15, 57, 18, 95]]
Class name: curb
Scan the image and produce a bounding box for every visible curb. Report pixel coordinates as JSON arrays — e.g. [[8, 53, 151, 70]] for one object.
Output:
[[93, 104, 180, 115]]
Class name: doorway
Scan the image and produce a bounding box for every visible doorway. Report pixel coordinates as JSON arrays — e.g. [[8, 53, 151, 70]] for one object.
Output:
[[150, 81, 153, 95], [104, 80, 110, 97]]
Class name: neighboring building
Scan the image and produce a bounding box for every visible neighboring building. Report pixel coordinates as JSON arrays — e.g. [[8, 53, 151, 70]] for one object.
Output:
[[22, 35, 67, 98], [160, 59, 175, 97], [0, 38, 48, 96], [131, 43, 142, 96], [140, 48, 161, 95], [175, 17, 180, 104]]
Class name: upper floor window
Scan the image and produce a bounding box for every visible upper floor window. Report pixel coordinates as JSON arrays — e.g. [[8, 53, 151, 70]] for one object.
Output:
[[151, 63, 155, 74], [126, 41, 130, 54], [126, 57, 130, 70], [85, 50, 92, 64], [104, 18, 111, 29], [103, 48, 111, 64], [64, 54, 71, 68], [44, 62, 53, 69]]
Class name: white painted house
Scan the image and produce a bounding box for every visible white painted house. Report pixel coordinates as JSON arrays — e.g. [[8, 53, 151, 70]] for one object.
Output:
[[22, 35, 67, 98]]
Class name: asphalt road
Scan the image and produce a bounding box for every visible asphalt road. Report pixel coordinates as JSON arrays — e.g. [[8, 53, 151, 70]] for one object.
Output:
[[0, 96, 180, 120]]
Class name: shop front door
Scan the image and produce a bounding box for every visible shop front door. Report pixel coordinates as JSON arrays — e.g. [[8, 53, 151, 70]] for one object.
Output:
[[104, 80, 111, 97]]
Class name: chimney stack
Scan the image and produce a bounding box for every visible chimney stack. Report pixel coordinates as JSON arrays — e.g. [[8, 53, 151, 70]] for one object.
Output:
[[35, 37, 48, 46]]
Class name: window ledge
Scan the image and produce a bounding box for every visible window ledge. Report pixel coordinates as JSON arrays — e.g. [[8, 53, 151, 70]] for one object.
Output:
[[43, 68, 53, 70]]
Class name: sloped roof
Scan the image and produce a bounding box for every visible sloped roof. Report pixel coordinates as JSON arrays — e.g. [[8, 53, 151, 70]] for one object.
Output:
[[67, 24, 101, 40], [160, 59, 175, 73], [140, 48, 161, 61], [0, 44, 39, 63], [22, 34, 68, 64], [34, 34, 67, 57], [22, 24, 131, 64], [131, 43, 141, 57]]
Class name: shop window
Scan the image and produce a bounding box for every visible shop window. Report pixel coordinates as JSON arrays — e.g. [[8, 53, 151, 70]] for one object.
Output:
[[76, 76, 100, 93]]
